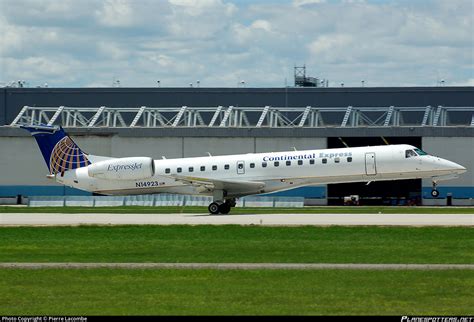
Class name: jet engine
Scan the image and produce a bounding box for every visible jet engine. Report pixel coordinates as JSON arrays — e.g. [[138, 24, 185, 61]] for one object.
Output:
[[87, 157, 155, 180]]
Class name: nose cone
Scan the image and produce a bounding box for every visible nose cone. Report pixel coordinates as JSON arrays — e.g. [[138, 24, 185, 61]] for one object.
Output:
[[455, 163, 467, 174], [442, 159, 467, 174]]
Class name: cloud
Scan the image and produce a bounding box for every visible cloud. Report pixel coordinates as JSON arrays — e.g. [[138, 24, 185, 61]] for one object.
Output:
[[97, 41, 129, 60], [169, 0, 236, 16], [95, 0, 135, 27], [308, 35, 353, 56], [0, 0, 472, 88], [293, 0, 326, 7], [165, 0, 237, 40], [251, 19, 272, 32]]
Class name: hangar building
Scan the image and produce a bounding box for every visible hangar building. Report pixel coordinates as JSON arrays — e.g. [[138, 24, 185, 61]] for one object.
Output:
[[1, 86, 473, 205]]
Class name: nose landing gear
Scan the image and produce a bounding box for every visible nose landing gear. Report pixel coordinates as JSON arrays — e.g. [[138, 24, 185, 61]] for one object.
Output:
[[431, 181, 439, 198]]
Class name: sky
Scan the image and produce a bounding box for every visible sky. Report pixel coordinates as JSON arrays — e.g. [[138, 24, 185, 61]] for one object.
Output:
[[0, 0, 473, 88]]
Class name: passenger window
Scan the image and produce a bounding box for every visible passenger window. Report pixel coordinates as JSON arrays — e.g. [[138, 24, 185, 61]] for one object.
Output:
[[298, 160, 303, 166], [405, 150, 417, 158], [250, 163, 255, 168], [286, 161, 291, 166], [224, 164, 230, 170], [165, 168, 170, 174], [177, 167, 182, 173], [200, 166, 205, 171], [347, 157, 352, 162], [274, 161, 279, 167], [335, 157, 340, 163], [212, 165, 217, 171], [262, 162, 267, 168], [309, 159, 315, 165], [238, 163, 244, 169], [322, 158, 327, 164], [189, 167, 194, 172]]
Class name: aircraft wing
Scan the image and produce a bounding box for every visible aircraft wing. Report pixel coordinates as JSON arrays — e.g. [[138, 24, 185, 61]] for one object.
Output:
[[169, 174, 266, 196]]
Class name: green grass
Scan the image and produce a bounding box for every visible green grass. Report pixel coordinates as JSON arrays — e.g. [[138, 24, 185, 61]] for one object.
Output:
[[1, 205, 474, 213], [1, 226, 472, 263], [1, 225, 472, 315], [0, 268, 472, 315]]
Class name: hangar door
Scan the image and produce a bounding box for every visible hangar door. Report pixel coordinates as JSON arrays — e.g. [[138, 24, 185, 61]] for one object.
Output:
[[365, 152, 377, 175]]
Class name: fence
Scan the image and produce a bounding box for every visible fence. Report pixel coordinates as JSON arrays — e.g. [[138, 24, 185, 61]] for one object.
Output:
[[28, 194, 304, 208]]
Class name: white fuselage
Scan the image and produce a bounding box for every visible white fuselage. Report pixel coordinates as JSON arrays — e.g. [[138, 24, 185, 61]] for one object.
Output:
[[56, 144, 466, 198]]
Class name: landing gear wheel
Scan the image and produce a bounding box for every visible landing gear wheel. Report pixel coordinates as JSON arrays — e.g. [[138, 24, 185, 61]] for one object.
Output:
[[208, 202, 220, 215], [218, 202, 231, 214], [431, 181, 439, 198], [227, 198, 237, 208]]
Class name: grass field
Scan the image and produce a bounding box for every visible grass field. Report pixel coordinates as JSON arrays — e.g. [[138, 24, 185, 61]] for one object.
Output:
[[1, 268, 472, 315], [1, 223, 472, 315], [1, 226, 472, 263], [1, 205, 474, 214]]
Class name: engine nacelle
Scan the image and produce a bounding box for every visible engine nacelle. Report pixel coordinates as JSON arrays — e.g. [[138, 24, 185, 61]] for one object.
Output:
[[87, 157, 155, 180]]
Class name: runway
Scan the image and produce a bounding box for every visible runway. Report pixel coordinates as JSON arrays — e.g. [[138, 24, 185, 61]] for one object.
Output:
[[1, 212, 473, 226], [1, 262, 473, 270]]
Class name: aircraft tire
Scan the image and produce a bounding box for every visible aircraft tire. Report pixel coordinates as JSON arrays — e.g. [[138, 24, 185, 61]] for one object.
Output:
[[431, 189, 440, 198], [218, 202, 231, 215], [208, 202, 221, 215]]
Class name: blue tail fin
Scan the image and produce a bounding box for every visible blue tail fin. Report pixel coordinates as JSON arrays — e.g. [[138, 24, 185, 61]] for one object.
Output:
[[21, 124, 91, 175]]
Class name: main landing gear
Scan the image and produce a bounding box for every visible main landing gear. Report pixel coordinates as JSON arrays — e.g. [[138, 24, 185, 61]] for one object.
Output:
[[431, 181, 439, 198], [208, 198, 236, 215]]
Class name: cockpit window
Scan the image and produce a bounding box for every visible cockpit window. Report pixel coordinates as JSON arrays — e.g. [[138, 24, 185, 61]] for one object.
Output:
[[414, 148, 428, 156], [405, 150, 417, 158]]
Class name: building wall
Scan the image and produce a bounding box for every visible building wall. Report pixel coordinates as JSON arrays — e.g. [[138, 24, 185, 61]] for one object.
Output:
[[109, 136, 183, 159], [422, 137, 474, 205], [0, 137, 47, 186], [255, 137, 324, 152], [183, 138, 255, 157]]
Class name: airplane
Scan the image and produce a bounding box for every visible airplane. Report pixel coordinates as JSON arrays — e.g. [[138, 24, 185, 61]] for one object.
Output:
[[20, 124, 466, 214]]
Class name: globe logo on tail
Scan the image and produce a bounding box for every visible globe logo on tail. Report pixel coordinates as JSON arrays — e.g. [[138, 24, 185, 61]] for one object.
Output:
[[49, 136, 90, 175]]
